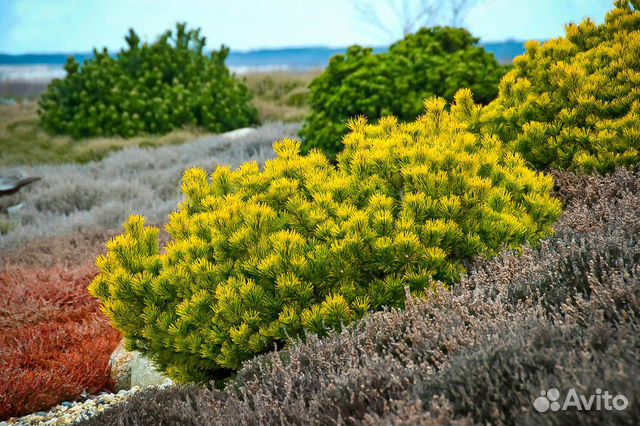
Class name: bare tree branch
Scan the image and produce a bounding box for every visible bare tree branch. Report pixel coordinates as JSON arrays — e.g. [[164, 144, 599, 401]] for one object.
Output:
[[352, 0, 440, 41], [353, 0, 398, 40], [450, 0, 478, 27], [404, 0, 439, 34], [352, 0, 483, 43]]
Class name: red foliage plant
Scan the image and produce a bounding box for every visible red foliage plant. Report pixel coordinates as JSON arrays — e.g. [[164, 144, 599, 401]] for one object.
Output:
[[0, 263, 121, 420]]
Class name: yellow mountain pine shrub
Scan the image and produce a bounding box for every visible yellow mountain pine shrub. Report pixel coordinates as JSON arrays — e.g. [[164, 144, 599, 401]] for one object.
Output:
[[475, 0, 640, 172], [89, 97, 562, 383]]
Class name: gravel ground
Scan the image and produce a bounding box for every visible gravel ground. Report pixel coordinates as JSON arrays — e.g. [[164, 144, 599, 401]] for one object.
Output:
[[0, 382, 173, 426]]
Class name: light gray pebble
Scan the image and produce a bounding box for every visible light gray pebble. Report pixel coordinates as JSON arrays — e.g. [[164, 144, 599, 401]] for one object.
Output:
[[0, 380, 173, 426]]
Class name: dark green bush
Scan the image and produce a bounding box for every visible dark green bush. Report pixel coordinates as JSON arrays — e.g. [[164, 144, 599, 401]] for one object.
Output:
[[39, 24, 258, 138], [299, 27, 507, 158]]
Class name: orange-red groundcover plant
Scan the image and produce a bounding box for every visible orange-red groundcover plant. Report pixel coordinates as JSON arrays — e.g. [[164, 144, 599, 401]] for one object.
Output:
[[0, 263, 121, 420]]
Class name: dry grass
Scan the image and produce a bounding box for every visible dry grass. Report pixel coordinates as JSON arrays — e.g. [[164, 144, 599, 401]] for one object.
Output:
[[0, 102, 207, 167], [0, 79, 49, 100], [251, 97, 310, 123], [244, 70, 319, 122]]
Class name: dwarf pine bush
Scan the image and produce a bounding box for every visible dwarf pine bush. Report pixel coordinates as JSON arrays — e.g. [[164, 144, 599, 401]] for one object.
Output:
[[80, 170, 639, 426], [90, 96, 561, 382], [299, 27, 507, 159], [39, 24, 258, 138], [475, 0, 640, 172]]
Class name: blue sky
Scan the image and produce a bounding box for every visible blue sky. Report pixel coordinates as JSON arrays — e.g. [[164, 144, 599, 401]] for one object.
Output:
[[0, 0, 614, 54]]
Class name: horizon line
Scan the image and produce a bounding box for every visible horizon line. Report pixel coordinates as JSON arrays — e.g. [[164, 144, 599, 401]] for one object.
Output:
[[0, 38, 537, 57]]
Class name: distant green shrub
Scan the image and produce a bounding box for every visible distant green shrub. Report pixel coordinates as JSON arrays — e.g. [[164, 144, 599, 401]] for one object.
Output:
[[300, 27, 507, 158], [89, 96, 561, 383], [475, 0, 640, 172], [39, 24, 258, 138]]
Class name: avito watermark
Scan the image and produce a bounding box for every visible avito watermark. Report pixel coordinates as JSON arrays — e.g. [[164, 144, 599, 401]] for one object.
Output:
[[534, 388, 629, 413]]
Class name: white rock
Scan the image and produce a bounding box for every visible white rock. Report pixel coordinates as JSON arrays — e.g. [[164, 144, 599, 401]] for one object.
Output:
[[219, 127, 256, 140], [109, 340, 136, 391], [130, 356, 170, 388], [109, 339, 171, 390]]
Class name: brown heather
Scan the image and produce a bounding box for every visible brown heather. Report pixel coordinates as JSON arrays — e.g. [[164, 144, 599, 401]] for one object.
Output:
[[79, 168, 639, 426]]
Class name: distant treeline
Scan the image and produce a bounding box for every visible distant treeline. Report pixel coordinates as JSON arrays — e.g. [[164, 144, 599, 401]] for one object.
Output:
[[0, 41, 525, 71]]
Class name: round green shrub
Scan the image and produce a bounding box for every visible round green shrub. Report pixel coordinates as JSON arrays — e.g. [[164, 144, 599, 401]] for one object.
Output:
[[299, 27, 508, 159], [476, 0, 640, 172], [89, 93, 561, 383], [39, 23, 258, 138]]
